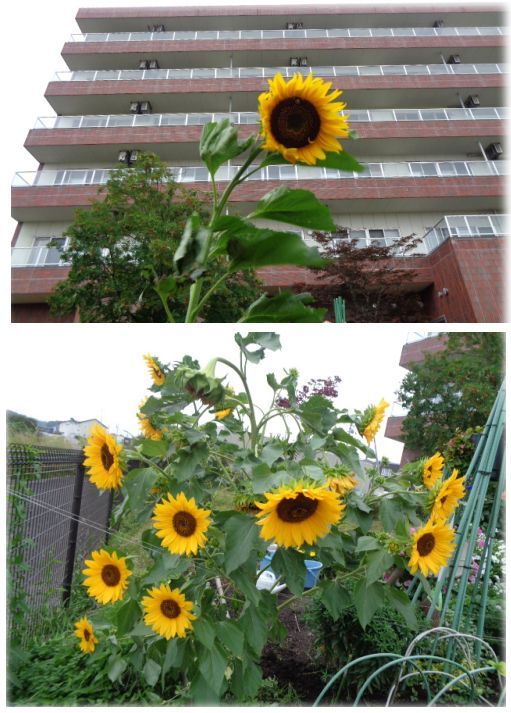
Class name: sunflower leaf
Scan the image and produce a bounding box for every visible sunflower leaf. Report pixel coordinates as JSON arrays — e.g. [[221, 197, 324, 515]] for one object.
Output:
[[200, 119, 255, 177], [115, 599, 142, 636], [143, 658, 162, 687], [319, 581, 351, 621], [365, 549, 394, 585], [107, 655, 128, 682], [198, 642, 228, 695], [270, 548, 307, 596], [223, 514, 260, 574], [248, 185, 336, 231], [238, 291, 326, 323], [353, 580, 384, 630], [386, 587, 418, 631]]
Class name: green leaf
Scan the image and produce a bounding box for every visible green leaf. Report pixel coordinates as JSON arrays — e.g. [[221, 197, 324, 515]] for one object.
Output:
[[174, 443, 208, 481], [199, 119, 254, 177], [266, 373, 279, 391], [216, 620, 245, 658], [143, 658, 162, 687], [379, 498, 402, 532], [248, 186, 336, 231], [198, 642, 228, 695], [143, 551, 189, 584], [189, 671, 220, 704], [238, 605, 267, 655], [356, 536, 381, 553], [300, 395, 338, 435], [353, 580, 384, 629], [122, 468, 157, 505], [223, 513, 260, 574], [115, 598, 141, 636], [140, 439, 168, 458], [239, 291, 326, 323], [107, 655, 127, 682], [154, 275, 176, 301], [162, 638, 185, 675], [260, 442, 285, 466], [365, 549, 394, 585], [230, 566, 261, 607], [270, 548, 306, 596], [193, 617, 216, 649], [386, 586, 418, 631], [319, 581, 351, 621], [231, 658, 263, 700], [173, 213, 210, 276], [234, 331, 281, 364]]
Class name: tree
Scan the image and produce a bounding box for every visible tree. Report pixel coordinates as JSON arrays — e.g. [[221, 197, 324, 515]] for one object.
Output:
[[397, 333, 504, 454], [48, 153, 261, 322], [295, 229, 427, 322]]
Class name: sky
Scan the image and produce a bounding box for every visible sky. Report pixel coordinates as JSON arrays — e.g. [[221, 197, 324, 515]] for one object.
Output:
[[3, 323, 430, 462]]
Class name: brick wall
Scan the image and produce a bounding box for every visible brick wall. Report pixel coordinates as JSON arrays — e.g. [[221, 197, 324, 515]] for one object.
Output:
[[11, 303, 76, 322]]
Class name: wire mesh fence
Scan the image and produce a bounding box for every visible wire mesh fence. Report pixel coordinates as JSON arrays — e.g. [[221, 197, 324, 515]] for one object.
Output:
[[7, 444, 114, 638]]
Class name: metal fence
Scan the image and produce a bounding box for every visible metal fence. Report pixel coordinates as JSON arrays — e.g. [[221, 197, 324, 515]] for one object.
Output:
[[7, 444, 114, 636]]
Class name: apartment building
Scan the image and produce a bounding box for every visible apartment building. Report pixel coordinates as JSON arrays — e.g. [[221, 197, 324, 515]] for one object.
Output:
[[11, 4, 506, 322]]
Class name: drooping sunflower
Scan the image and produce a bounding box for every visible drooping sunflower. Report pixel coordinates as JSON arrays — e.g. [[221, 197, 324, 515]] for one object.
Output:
[[255, 481, 344, 548], [328, 474, 358, 498], [137, 398, 163, 440], [408, 519, 455, 577], [83, 425, 124, 490], [258, 72, 350, 165], [215, 407, 232, 420], [74, 617, 98, 654], [360, 399, 390, 444], [82, 549, 132, 604], [142, 584, 196, 639], [143, 353, 165, 386], [430, 469, 466, 523], [423, 452, 445, 490], [153, 492, 211, 556]]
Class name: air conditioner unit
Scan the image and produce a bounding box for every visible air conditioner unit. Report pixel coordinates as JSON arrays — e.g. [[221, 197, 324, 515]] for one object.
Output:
[[139, 101, 152, 114], [299, 57, 308, 66], [129, 150, 139, 163], [447, 54, 461, 64], [296, 22, 304, 29], [290, 57, 300, 66], [286, 22, 296, 29], [464, 94, 480, 108], [118, 150, 130, 163], [485, 142, 503, 160], [129, 101, 140, 113], [148, 59, 160, 70], [433, 20, 445, 28], [154, 24, 165, 32], [138, 59, 149, 70]]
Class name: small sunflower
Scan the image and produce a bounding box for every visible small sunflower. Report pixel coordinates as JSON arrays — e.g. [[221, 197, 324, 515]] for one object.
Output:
[[82, 549, 132, 604], [255, 481, 344, 548], [360, 399, 390, 443], [74, 617, 98, 654], [215, 407, 232, 420], [408, 519, 455, 577], [431, 469, 466, 523], [258, 72, 350, 165], [137, 398, 163, 440], [143, 353, 165, 386], [328, 474, 358, 498], [153, 492, 211, 556], [142, 584, 196, 639], [83, 425, 124, 490], [423, 452, 445, 490]]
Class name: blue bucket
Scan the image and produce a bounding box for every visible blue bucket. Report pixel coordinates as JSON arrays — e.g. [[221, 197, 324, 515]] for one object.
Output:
[[304, 559, 323, 589]]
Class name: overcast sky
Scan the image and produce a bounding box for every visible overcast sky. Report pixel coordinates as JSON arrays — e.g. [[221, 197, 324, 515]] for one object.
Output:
[[4, 324, 431, 462]]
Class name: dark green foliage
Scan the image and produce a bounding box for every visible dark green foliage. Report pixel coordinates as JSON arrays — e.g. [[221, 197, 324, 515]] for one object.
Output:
[[398, 333, 504, 453], [48, 153, 261, 322]]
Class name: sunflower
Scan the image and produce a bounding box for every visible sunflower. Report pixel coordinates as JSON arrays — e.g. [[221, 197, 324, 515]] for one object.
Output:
[[142, 584, 196, 639], [83, 425, 124, 490], [361, 399, 390, 443], [143, 353, 165, 386], [153, 492, 211, 556], [423, 452, 445, 490], [215, 407, 232, 420], [328, 474, 358, 498], [430, 469, 466, 523], [258, 72, 350, 165], [255, 481, 344, 548], [74, 617, 98, 654], [137, 398, 163, 440], [82, 549, 132, 604], [408, 519, 455, 577]]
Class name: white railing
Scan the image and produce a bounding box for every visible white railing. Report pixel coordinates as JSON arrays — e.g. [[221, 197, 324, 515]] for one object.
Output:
[[422, 214, 507, 252], [11, 246, 70, 267], [52, 62, 506, 82], [68, 26, 506, 43], [32, 106, 507, 130], [12, 161, 507, 188]]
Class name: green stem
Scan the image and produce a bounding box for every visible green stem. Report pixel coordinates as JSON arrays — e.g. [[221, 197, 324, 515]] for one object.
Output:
[[278, 585, 319, 611], [188, 270, 232, 322], [217, 357, 259, 453]]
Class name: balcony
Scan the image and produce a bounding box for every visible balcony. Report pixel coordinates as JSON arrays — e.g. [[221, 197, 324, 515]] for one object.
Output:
[[422, 214, 507, 252], [11, 246, 70, 267], [69, 26, 506, 43]]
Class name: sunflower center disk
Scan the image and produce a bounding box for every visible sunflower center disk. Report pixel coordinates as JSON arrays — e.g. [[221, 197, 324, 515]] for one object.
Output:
[[153, 367, 163, 380], [276, 493, 319, 523], [100, 444, 114, 471], [160, 598, 181, 619], [417, 533, 436, 556], [101, 564, 121, 586], [173, 511, 197, 537], [270, 97, 321, 149], [84, 629, 90, 641]]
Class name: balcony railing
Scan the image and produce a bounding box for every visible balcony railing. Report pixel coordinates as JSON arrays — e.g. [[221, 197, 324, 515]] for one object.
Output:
[[52, 62, 505, 82], [13, 160, 507, 188], [422, 214, 507, 252], [11, 246, 70, 267], [32, 106, 507, 130], [68, 26, 506, 43]]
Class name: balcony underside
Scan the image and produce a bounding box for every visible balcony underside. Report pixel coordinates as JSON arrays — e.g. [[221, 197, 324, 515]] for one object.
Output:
[[62, 38, 504, 71], [11, 177, 504, 222], [24, 121, 504, 163], [44, 75, 504, 115]]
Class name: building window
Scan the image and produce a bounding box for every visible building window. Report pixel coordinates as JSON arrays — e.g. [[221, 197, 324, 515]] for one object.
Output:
[[29, 237, 67, 266]]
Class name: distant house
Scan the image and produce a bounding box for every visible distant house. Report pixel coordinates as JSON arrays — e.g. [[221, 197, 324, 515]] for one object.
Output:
[[37, 417, 108, 443]]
